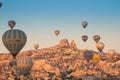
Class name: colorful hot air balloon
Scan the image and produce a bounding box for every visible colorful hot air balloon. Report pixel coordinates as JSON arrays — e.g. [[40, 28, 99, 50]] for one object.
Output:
[[82, 21, 88, 28], [17, 57, 33, 75], [8, 20, 16, 29], [34, 44, 39, 50], [54, 29, 60, 36], [92, 53, 100, 64], [96, 42, 104, 52], [0, 2, 2, 8], [93, 35, 100, 43], [82, 35, 88, 42], [2, 29, 27, 58], [83, 50, 93, 62]]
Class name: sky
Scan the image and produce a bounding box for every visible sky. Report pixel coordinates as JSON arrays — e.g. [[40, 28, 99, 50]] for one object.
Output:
[[0, 0, 120, 53]]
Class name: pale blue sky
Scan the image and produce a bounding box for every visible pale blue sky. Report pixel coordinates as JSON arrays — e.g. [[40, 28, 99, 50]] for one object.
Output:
[[0, 0, 120, 53]]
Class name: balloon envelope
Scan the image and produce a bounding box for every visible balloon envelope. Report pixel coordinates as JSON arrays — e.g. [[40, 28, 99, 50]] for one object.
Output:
[[82, 35, 88, 42], [0, 2, 2, 8], [34, 44, 39, 49], [82, 21, 88, 28], [54, 29, 60, 36], [96, 42, 104, 52], [92, 53, 100, 64], [8, 20, 16, 29], [2, 29, 27, 57], [83, 50, 93, 62], [108, 49, 116, 57], [17, 57, 33, 75], [93, 35, 100, 43]]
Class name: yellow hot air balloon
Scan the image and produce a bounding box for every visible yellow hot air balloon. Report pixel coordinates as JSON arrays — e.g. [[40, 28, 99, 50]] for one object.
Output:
[[92, 53, 100, 64], [93, 35, 100, 43], [96, 42, 104, 52], [17, 57, 33, 75], [34, 44, 39, 50], [54, 29, 60, 36]]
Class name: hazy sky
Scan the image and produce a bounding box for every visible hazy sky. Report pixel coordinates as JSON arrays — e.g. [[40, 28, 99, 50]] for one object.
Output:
[[0, 0, 120, 53]]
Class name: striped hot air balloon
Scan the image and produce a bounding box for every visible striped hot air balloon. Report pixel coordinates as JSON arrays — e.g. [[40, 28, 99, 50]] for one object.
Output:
[[17, 57, 33, 75], [2, 29, 27, 58]]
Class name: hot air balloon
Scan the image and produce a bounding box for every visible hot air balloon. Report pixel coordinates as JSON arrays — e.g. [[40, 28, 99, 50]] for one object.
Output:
[[9, 59, 17, 67], [82, 35, 88, 42], [83, 50, 93, 62], [108, 49, 116, 58], [34, 44, 39, 50], [8, 20, 16, 29], [17, 57, 33, 75], [82, 21, 88, 28], [0, 2, 2, 8], [2, 29, 27, 58], [96, 42, 104, 52], [93, 35, 100, 43], [92, 53, 100, 64], [54, 29, 60, 36]]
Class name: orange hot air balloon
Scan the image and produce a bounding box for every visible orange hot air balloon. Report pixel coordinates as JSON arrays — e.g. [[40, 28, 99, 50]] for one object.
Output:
[[82, 21, 88, 28], [96, 42, 104, 52], [92, 53, 100, 64], [34, 44, 39, 50], [8, 20, 16, 29], [54, 29, 60, 36], [93, 35, 100, 43]]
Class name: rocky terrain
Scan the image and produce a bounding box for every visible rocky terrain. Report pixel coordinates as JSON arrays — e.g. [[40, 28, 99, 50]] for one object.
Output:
[[0, 39, 120, 80]]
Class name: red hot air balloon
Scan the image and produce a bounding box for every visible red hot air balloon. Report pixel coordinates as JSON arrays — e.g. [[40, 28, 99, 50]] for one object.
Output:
[[83, 50, 93, 62], [82, 35, 88, 42]]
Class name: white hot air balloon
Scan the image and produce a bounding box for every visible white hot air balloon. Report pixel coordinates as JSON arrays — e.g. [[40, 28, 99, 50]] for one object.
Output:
[[34, 44, 39, 50]]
